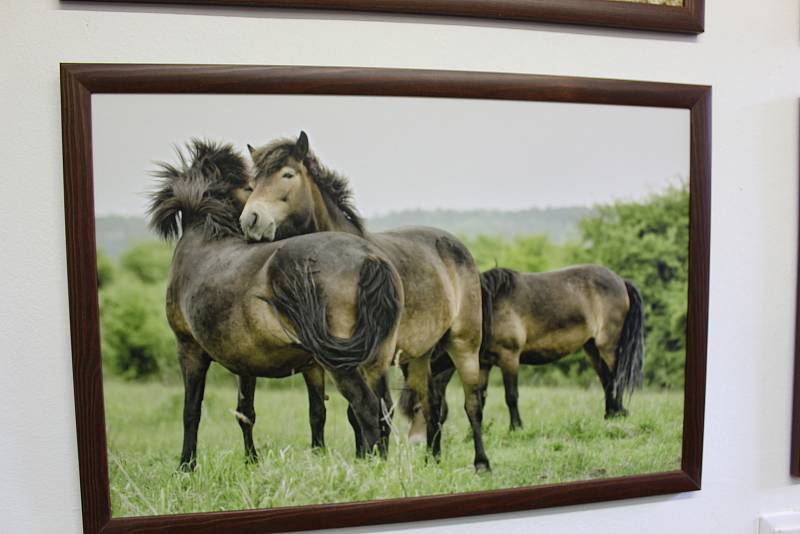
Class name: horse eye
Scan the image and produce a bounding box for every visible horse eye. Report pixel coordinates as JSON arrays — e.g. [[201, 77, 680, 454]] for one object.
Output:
[[281, 195, 289, 202], [282, 172, 294, 179], [244, 186, 253, 192]]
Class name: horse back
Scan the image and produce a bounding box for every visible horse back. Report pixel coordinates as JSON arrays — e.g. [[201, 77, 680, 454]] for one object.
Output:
[[494, 265, 629, 357]]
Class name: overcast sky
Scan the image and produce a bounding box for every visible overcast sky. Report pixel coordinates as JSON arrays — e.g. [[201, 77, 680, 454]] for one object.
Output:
[[92, 94, 689, 218]]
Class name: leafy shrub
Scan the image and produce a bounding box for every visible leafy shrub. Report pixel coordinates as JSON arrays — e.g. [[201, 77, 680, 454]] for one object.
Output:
[[96, 249, 115, 289], [99, 274, 176, 380], [120, 241, 174, 284]]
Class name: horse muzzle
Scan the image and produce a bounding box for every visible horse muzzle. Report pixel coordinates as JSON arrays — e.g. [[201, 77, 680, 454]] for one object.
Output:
[[240, 205, 277, 242]]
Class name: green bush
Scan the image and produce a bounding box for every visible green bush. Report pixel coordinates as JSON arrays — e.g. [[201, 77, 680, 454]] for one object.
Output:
[[120, 241, 174, 284], [96, 249, 115, 289], [99, 274, 176, 380], [463, 234, 566, 273]]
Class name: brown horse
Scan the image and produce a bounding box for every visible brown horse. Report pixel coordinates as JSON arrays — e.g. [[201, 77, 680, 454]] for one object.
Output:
[[240, 132, 490, 470], [147, 140, 403, 469], [402, 265, 645, 436]]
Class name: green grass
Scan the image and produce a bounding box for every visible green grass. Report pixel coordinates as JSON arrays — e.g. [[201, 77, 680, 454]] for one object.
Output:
[[105, 370, 683, 517]]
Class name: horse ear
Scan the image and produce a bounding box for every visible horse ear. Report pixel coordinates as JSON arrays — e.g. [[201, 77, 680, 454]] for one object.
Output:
[[293, 131, 309, 161], [247, 144, 255, 157]]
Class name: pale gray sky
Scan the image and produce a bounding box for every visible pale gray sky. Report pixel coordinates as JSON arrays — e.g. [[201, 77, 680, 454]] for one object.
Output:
[[92, 94, 689, 218]]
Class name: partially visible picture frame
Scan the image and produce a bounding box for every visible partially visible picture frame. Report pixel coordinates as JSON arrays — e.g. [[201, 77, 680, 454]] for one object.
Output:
[[792, 156, 800, 476], [62, 0, 705, 34], [62, 64, 711, 533]]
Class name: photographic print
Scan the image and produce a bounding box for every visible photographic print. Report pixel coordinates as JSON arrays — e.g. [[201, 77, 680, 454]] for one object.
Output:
[[61, 65, 710, 533], [62, 0, 704, 34]]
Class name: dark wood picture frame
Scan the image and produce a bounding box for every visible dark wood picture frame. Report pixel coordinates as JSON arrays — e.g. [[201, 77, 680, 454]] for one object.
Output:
[[62, 0, 705, 34], [61, 64, 711, 534], [792, 130, 800, 476]]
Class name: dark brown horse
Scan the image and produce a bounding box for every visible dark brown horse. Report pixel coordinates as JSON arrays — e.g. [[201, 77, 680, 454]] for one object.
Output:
[[240, 132, 490, 470], [147, 140, 403, 469], [402, 265, 645, 437]]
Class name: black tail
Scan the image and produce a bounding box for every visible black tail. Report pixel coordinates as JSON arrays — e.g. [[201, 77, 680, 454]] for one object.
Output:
[[614, 280, 645, 399], [269, 256, 401, 370], [479, 268, 516, 357]]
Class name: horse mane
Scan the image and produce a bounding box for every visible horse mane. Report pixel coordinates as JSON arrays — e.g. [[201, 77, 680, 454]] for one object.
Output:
[[147, 140, 249, 241], [250, 138, 365, 235], [481, 267, 517, 302]]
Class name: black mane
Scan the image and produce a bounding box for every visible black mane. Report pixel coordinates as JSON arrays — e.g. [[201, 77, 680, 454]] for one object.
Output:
[[147, 140, 248, 241], [251, 138, 365, 234], [481, 267, 517, 302]]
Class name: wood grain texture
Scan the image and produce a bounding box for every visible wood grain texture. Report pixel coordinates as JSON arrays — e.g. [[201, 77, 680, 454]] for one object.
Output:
[[60, 64, 711, 533], [61, 0, 705, 34]]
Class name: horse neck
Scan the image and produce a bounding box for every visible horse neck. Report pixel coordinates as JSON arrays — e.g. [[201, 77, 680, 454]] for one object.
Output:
[[309, 181, 363, 236]]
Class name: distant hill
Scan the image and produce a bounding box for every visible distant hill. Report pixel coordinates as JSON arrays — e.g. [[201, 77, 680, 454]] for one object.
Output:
[[95, 206, 590, 257], [366, 207, 591, 244]]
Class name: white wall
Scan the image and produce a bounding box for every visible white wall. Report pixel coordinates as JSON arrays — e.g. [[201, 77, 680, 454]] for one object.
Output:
[[1, 1, 799, 532]]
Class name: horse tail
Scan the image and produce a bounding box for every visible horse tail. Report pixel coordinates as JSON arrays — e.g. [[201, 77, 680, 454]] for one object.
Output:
[[269, 256, 401, 370], [479, 272, 495, 358], [479, 268, 516, 357], [614, 280, 646, 399]]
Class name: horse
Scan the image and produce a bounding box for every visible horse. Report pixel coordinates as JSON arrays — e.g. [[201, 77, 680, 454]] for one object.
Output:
[[239, 132, 491, 471], [401, 265, 645, 436], [147, 140, 403, 470]]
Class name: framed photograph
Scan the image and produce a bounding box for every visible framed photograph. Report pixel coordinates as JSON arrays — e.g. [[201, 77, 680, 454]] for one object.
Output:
[[62, 0, 705, 34], [61, 64, 711, 533]]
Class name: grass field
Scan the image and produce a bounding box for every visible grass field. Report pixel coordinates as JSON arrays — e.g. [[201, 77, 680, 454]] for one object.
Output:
[[105, 369, 683, 517]]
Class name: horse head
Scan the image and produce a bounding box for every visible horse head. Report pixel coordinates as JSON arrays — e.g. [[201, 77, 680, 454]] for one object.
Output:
[[241, 131, 363, 242]]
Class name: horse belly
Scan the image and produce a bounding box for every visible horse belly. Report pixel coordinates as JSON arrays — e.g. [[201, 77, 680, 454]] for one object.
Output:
[[523, 326, 590, 363], [204, 335, 311, 378], [189, 300, 311, 378]]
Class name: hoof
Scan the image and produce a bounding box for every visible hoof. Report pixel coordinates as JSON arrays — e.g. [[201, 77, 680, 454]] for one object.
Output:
[[475, 459, 491, 473], [605, 408, 629, 419], [178, 460, 196, 473], [244, 453, 259, 465]]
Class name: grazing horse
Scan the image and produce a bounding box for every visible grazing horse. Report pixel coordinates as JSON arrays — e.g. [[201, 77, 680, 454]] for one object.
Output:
[[147, 140, 403, 469], [240, 132, 490, 470], [402, 265, 645, 435]]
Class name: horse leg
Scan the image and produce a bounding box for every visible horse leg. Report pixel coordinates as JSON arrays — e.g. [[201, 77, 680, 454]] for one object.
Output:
[[496, 349, 523, 430], [431, 365, 456, 428], [406, 351, 442, 458], [346, 405, 365, 457], [178, 339, 211, 471], [478, 363, 491, 410], [371, 372, 394, 455], [236, 375, 258, 463], [302, 365, 327, 449], [584, 341, 626, 418], [329, 367, 383, 457], [446, 338, 491, 472]]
